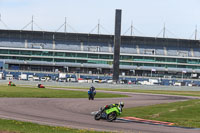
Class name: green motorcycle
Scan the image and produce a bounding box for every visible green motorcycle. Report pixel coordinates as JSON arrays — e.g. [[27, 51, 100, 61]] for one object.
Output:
[[94, 104, 123, 122]]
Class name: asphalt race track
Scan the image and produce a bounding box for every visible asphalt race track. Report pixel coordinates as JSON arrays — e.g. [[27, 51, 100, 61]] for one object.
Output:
[[0, 89, 199, 133]]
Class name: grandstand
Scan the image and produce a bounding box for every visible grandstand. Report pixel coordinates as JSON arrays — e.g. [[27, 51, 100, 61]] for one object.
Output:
[[0, 29, 200, 79]]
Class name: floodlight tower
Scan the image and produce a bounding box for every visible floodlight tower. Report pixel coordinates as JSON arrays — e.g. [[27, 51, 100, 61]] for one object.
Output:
[[112, 9, 122, 83]]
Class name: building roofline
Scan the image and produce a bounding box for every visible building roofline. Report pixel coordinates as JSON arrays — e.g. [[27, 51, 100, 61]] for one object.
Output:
[[0, 29, 199, 43]]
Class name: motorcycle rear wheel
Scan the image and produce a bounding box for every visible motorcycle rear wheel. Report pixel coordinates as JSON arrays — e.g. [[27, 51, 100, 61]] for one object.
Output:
[[106, 112, 117, 122]]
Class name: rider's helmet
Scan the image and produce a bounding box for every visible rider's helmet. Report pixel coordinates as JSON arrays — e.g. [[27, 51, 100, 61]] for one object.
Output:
[[91, 85, 95, 90], [119, 101, 124, 108]]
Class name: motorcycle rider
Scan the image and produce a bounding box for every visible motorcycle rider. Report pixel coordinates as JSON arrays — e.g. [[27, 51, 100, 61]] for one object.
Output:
[[102, 101, 124, 113], [90, 86, 96, 94], [94, 101, 124, 121], [88, 85, 96, 100]]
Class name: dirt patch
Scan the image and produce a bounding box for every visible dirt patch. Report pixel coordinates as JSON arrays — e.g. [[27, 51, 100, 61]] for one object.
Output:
[[151, 113, 160, 118], [169, 109, 177, 112]]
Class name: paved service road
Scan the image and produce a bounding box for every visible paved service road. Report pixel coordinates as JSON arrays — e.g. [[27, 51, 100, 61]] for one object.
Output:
[[0, 89, 199, 133]]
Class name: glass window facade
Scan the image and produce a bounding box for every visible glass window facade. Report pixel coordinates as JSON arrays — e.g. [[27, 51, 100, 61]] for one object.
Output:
[[0, 49, 200, 70]]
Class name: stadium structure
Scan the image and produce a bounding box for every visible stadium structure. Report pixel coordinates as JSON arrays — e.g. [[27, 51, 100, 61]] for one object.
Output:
[[0, 29, 200, 79]]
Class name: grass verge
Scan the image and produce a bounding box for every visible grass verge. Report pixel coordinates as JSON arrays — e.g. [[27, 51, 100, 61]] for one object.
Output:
[[51, 86, 200, 97], [0, 86, 127, 98], [121, 99, 200, 128], [0, 118, 110, 133]]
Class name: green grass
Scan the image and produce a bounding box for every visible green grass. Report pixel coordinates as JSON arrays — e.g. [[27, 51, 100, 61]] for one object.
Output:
[[0, 86, 127, 98], [0, 118, 110, 133], [121, 99, 200, 128], [110, 89, 200, 97], [52, 86, 200, 97]]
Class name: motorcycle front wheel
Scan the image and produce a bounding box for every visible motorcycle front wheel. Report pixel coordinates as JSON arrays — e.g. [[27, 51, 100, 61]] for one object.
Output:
[[94, 112, 101, 120]]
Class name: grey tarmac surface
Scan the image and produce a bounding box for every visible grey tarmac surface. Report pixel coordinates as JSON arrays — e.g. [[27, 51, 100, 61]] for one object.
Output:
[[0, 88, 200, 133]]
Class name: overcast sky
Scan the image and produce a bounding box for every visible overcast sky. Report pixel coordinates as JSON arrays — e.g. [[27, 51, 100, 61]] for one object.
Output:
[[0, 0, 200, 39]]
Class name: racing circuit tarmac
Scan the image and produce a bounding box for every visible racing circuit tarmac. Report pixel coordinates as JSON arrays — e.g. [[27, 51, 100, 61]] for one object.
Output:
[[0, 88, 200, 133]]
